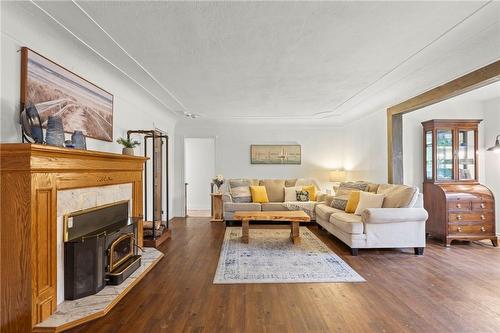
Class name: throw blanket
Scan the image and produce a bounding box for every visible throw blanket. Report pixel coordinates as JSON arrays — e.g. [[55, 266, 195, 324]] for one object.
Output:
[[282, 201, 316, 219]]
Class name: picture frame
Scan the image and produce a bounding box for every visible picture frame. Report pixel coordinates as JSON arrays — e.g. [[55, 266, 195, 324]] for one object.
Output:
[[250, 144, 301, 164], [20, 47, 114, 142]]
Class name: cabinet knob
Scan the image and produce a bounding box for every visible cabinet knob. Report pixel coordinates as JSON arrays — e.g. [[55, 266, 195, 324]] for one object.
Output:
[[457, 226, 462, 232], [456, 203, 461, 208], [456, 215, 462, 220], [480, 226, 486, 232], [480, 215, 485, 220], [480, 203, 486, 209]]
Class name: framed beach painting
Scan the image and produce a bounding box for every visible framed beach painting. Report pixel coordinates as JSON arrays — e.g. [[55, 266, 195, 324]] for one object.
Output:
[[250, 144, 301, 164], [20, 47, 114, 142]]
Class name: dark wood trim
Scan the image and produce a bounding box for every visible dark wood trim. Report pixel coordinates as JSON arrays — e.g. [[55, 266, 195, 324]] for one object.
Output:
[[388, 60, 500, 116], [387, 60, 500, 183]]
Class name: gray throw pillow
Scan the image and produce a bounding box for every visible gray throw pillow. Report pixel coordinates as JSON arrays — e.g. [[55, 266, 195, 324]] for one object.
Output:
[[331, 198, 348, 210], [229, 179, 252, 203]]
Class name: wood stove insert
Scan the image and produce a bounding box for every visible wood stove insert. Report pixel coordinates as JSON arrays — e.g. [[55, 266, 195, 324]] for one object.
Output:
[[63, 200, 141, 300]]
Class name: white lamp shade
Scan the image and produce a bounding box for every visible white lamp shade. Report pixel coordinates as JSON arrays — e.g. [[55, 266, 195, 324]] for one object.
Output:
[[329, 170, 346, 182]]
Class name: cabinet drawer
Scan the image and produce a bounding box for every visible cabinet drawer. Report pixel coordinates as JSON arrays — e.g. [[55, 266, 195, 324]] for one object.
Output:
[[447, 200, 472, 211], [449, 212, 493, 222], [449, 224, 493, 235], [471, 200, 494, 211]]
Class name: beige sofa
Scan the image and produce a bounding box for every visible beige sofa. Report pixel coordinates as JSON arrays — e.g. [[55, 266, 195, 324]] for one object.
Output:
[[223, 178, 325, 221], [315, 183, 428, 256]]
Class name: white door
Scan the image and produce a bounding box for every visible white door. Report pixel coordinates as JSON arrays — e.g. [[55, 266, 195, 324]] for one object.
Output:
[[184, 138, 215, 216]]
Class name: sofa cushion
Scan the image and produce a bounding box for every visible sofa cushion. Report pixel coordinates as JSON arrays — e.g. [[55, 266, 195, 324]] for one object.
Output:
[[284, 186, 302, 202], [259, 179, 286, 202], [331, 197, 348, 210], [377, 184, 418, 208], [330, 212, 364, 234], [250, 185, 269, 203], [228, 179, 252, 203], [302, 185, 317, 201], [261, 202, 288, 211], [366, 183, 380, 193], [345, 191, 361, 213], [331, 182, 369, 210], [336, 182, 369, 195], [315, 204, 344, 221], [295, 190, 310, 202], [285, 179, 297, 187], [224, 202, 261, 212], [354, 192, 385, 215]]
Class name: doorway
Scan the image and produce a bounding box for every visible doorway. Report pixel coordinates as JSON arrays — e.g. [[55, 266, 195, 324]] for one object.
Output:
[[184, 137, 215, 217]]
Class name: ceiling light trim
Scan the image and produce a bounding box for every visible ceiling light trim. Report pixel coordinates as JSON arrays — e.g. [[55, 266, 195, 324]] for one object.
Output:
[[29, 0, 181, 118]]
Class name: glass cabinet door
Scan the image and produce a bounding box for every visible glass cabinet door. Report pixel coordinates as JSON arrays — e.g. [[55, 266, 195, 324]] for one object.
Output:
[[425, 131, 433, 180], [436, 129, 453, 180], [458, 129, 476, 180]]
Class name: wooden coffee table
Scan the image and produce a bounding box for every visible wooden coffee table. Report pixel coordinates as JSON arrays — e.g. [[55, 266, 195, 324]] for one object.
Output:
[[233, 211, 311, 244]]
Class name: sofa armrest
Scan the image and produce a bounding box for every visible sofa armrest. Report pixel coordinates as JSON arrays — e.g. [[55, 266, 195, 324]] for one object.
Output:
[[322, 194, 335, 206], [362, 208, 428, 224], [316, 191, 327, 203], [222, 192, 233, 203]]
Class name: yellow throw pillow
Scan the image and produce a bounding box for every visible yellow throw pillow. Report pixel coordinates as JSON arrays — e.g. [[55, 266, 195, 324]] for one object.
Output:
[[250, 186, 269, 203], [302, 185, 317, 201], [345, 191, 361, 213]]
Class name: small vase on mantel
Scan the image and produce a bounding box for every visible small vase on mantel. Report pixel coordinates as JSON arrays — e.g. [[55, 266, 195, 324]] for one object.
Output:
[[45, 116, 65, 147], [71, 130, 87, 150], [122, 147, 135, 156]]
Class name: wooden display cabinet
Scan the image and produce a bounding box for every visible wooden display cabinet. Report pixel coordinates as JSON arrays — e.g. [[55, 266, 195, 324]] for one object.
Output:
[[421, 119, 497, 246]]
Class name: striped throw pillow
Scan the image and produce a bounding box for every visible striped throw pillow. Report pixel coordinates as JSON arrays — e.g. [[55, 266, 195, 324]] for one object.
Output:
[[229, 179, 252, 203]]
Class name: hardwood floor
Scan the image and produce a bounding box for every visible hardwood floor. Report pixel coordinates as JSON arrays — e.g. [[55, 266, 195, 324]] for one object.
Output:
[[69, 217, 500, 333]]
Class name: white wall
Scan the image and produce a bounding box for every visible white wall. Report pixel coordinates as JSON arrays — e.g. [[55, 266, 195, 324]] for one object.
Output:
[[483, 97, 500, 226], [0, 3, 178, 219], [173, 121, 346, 215], [184, 138, 215, 210], [403, 99, 485, 190], [341, 110, 388, 183]]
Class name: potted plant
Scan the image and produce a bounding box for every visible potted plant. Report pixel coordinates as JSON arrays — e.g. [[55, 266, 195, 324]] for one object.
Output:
[[116, 137, 140, 156]]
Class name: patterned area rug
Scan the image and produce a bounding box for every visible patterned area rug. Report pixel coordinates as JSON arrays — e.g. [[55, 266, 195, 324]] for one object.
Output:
[[214, 227, 365, 284]]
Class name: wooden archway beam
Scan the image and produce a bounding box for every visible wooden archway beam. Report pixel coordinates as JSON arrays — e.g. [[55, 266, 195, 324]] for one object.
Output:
[[387, 60, 500, 184]]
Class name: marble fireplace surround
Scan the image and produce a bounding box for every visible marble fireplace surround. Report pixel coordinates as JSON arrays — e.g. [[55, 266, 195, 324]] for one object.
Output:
[[56, 184, 133, 305]]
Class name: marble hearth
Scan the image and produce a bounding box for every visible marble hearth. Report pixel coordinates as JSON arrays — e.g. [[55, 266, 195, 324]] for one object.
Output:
[[34, 248, 163, 332]]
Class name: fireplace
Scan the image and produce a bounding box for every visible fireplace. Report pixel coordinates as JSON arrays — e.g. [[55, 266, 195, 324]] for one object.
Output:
[[63, 201, 141, 300]]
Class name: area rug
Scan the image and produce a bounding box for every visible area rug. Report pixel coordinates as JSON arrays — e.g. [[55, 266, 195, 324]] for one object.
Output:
[[213, 227, 365, 284]]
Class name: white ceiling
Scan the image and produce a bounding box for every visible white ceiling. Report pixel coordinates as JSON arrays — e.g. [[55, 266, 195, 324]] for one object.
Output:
[[445, 80, 500, 104], [20, 1, 500, 123]]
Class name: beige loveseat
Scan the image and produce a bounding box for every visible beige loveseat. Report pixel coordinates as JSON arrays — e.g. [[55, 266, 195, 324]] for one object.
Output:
[[315, 183, 428, 256], [223, 178, 325, 221]]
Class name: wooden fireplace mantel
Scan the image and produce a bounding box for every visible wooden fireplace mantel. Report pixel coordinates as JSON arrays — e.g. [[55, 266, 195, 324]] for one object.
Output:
[[0, 144, 147, 332]]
